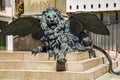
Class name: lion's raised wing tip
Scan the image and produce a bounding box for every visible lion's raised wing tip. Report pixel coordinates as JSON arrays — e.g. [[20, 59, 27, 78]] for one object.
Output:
[[67, 13, 110, 36]]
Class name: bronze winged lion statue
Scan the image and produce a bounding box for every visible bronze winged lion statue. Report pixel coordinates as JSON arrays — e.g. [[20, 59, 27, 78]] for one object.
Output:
[[0, 7, 120, 75]]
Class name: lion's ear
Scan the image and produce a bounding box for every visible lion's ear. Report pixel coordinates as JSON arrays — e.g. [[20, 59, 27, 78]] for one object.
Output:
[[55, 10, 64, 20], [42, 11, 46, 15]]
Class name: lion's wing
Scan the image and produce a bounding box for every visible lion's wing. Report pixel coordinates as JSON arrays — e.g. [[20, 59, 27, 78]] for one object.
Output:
[[66, 13, 110, 36], [0, 17, 44, 40], [0, 21, 8, 30]]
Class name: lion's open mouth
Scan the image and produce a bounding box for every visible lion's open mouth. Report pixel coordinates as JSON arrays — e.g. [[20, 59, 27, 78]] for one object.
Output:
[[50, 25, 56, 29], [50, 22, 56, 25], [48, 22, 57, 29]]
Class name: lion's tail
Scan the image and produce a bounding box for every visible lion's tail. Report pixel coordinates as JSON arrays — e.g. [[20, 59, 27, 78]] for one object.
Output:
[[93, 45, 120, 75]]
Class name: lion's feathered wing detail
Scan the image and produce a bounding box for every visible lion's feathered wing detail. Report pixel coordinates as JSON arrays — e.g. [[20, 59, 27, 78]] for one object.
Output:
[[65, 13, 120, 75], [66, 13, 110, 36], [0, 21, 8, 30], [0, 7, 120, 74], [0, 17, 44, 40]]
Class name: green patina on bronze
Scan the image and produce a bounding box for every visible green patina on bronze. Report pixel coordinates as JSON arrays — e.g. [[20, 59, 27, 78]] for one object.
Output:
[[0, 7, 120, 74]]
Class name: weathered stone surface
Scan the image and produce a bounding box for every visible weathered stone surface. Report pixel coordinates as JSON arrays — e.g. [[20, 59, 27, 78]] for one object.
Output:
[[13, 34, 44, 51], [0, 51, 118, 80]]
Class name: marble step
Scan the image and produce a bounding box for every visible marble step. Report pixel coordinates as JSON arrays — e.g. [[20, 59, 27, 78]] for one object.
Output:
[[96, 73, 120, 80], [0, 62, 118, 80], [0, 64, 109, 80], [0, 51, 117, 80], [0, 57, 103, 71], [0, 51, 103, 61], [96, 61, 120, 80], [66, 57, 103, 71]]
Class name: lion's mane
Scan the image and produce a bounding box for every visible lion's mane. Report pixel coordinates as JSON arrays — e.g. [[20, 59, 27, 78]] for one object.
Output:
[[40, 7, 65, 31]]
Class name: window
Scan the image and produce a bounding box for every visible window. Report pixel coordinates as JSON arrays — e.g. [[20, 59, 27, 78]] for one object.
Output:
[[83, 5, 86, 9], [98, 4, 101, 8], [0, 0, 5, 11], [69, 5, 72, 10], [106, 3, 108, 8], [76, 5, 79, 9], [91, 4, 93, 9], [114, 3, 116, 7], [69, 5, 72, 9]]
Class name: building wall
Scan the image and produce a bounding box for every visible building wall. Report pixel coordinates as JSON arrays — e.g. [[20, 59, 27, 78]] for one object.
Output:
[[0, 0, 17, 22], [24, 0, 66, 15], [1, 0, 120, 51], [0, 0, 19, 50], [66, 0, 120, 52], [66, 0, 120, 12], [0, 0, 14, 16], [91, 12, 120, 52]]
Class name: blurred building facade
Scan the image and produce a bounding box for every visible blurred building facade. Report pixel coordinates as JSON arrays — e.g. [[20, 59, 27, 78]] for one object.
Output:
[[0, 0, 20, 21], [24, 0, 120, 53], [24, 0, 66, 16], [66, 0, 120, 53], [0, 0, 20, 50], [0, 0, 120, 53]]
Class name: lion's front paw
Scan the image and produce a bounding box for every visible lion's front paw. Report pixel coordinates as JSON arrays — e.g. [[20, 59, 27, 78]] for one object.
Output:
[[57, 57, 66, 64], [31, 48, 39, 56]]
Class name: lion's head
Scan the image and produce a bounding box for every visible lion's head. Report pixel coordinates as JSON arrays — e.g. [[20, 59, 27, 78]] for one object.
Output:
[[41, 7, 65, 30]]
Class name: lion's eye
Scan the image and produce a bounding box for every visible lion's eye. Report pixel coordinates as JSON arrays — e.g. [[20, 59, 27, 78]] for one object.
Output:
[[47, 16, 50, 18], [54, 15, 56, 18]]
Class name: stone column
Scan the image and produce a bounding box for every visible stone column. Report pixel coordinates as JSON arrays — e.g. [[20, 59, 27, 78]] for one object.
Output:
[[6, 35, 13, 51]]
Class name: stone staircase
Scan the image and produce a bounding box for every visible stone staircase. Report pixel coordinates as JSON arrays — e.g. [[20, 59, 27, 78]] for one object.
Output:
[[0, 50, 118, 80]]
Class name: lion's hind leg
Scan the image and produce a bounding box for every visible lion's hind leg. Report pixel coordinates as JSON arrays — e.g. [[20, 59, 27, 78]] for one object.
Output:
[[88, 49, 96, 58]]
